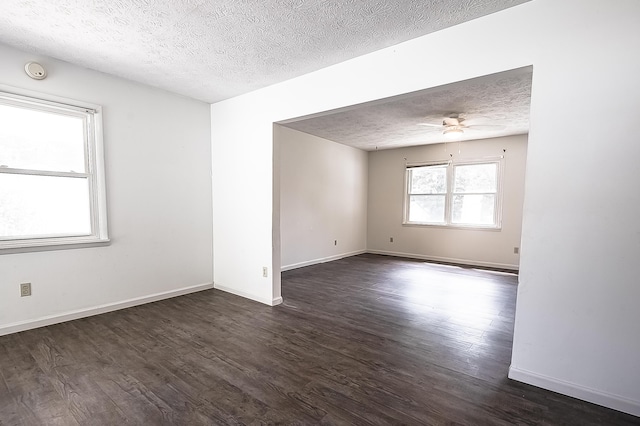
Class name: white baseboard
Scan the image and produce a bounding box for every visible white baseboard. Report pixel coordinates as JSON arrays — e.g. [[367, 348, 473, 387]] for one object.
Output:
[[214, 283, 282, 306], [281, 249, 367, 272], [509, 366, 640, 417], [366, 249, 519, 271], [0, 282, 214, 337]]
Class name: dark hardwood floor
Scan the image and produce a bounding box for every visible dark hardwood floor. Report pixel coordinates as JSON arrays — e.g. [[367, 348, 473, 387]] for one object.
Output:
[[1, 254, 638, 425]]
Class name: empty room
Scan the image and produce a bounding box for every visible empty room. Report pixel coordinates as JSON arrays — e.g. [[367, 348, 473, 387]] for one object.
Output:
[[1, 0, 640, 424]]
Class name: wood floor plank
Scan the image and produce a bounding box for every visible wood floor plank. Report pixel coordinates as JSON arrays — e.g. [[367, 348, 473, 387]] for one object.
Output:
[[0, 369, 22, 426], [0, 335, 78, 425], [1, 254, 639, 425]]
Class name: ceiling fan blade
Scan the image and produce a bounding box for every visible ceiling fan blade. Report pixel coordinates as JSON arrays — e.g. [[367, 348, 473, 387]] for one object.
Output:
[[466, 124, 507, 131], [417, 122, 443, 127]]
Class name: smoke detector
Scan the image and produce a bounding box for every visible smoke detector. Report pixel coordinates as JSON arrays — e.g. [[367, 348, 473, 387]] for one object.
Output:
[[24, 62, 47, 80]]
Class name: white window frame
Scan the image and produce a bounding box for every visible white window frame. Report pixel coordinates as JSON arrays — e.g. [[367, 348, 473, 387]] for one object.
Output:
[[0, 87, 109, 253], [403, 159, 503, 230]]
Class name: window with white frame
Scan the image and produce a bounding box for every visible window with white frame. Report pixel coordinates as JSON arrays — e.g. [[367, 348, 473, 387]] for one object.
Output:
[[0, 90, 108, 252], [404, 160, 501, 228]]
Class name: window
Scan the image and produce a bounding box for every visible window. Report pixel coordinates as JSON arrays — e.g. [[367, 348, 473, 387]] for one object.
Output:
[[404, 161, 501, 228], [406, 164, 448, 224], [0, 89, 108, 252]]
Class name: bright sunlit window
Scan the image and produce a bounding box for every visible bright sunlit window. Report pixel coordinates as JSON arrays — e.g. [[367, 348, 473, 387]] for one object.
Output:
[[404, 161, 501, 228], [0, 89, 108, 252]]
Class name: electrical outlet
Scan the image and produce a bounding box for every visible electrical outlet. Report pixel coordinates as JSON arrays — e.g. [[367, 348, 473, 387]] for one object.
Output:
[[390, 237, 394, 243], [20, 282, 31, 297], [262, 267, 268, 277], [513, 247, 520, 254]]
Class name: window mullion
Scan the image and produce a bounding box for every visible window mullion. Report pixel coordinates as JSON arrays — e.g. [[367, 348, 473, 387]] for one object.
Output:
[[445, 163, 453, 225]]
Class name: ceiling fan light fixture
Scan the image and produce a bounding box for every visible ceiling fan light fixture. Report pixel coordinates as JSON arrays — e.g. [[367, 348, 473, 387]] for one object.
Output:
[[443, 126, 464, 138]]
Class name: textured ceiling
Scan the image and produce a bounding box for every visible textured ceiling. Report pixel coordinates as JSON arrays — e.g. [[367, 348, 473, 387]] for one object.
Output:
[[0, 0, 528, 103], [280, 67, 532, 150]]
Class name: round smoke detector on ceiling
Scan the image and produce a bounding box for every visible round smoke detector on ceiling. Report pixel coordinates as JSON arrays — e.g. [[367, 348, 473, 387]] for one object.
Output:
[[24, 62, 47, 80]]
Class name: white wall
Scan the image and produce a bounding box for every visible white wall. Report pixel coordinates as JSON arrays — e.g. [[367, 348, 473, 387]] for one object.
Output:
[[0, 43, 213, 335], [277, 125, 367, 270], [367, 135, 527, 270], [211, 0, 640, 415]]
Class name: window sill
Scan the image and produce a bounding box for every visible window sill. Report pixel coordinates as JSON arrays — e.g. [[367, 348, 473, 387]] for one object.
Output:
[[402, 222, 502, 231], [0, 236, 111, 255]]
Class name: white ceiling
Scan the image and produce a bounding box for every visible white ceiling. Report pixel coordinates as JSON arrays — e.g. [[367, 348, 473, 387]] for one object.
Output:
[[279, 67, 532, 151], [0, 0, 528, 103]]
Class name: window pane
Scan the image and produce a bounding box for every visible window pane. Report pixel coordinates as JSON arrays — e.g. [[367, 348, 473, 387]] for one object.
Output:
[[0, 104, 86, 172], [409, 195, 445, 223], [453, 163, 496, 193], [452, 194, 495, 225], [0, 174, 91, 238], [409, 166, 446, 194]]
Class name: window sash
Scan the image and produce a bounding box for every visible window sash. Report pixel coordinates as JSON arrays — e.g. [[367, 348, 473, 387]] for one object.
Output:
[[408, 194, 446, 224], [407, 163, 447, 196], [0, 174, 92, 240]]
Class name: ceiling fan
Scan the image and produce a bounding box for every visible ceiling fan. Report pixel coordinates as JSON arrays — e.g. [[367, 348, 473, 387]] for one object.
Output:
[[419, 113, 505, 138]]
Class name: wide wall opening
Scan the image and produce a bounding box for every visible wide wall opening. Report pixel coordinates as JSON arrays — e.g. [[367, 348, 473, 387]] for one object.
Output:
[[275, 66, 532, 275]]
